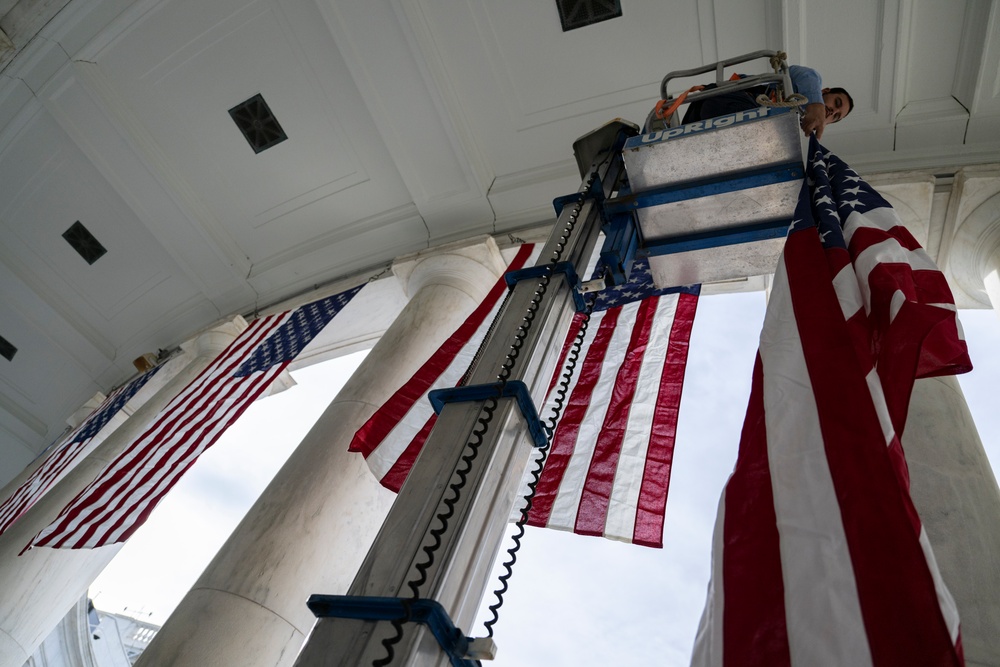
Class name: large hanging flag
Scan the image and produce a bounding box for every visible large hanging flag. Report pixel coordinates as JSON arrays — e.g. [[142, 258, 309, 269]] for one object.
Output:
[[691, 138, 970, 666], [525, 261, 698, 547], [350, 244, 536, 490], [27, 285, 363, 551], [351, 241, 699, 547], [0, 366, 160, 537]]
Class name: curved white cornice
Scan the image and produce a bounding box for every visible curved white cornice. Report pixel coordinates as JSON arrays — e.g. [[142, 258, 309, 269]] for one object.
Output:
[[948, 188, 1000, 307]]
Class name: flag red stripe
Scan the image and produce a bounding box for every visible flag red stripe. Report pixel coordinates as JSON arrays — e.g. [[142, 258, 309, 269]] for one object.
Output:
[[545, 312, 588, 398], [350, 244, 534, 457], [722, 355, 790, 667], [79, 338, 286, 547], [849, 223, 922, 253], [32, 315, 282, 549], [785, 229, 962, 666], [381, 414, 437, 492], [100, 361, 290, 545], [528, 308, 619, 528], [0, 382, 131, 535], [517, 310, 588, 513], [98, 358, 286, 545], [574, 298, 657, 537], [632, 291, 698, 547], [41, 316, 278, 546]]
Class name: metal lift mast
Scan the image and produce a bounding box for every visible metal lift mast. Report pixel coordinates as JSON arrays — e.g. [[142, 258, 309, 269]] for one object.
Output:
[[293, 121, 639, 667]]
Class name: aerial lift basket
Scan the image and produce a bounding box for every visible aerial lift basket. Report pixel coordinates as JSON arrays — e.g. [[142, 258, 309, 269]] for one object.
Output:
[[595, 50, 807, 288]]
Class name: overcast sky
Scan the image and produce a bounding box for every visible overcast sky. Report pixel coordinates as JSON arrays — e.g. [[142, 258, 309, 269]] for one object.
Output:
[[88, 292, 1000, 666]]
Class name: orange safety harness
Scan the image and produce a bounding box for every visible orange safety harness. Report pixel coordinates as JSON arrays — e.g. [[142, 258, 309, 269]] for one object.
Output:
[[652, 72, 781, 122]]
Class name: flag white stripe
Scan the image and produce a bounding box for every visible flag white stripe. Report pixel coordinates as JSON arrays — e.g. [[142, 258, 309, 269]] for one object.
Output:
[[31, 314, 289, 548], [546, 305, 638, 530], [691, 487, 727, 667], [917, 525, 962, 643], [41, 319, 280, 544], [604, 295, 677, 541], [864, 369, 896, 447], [831, 264, 864, 321], [96, 364, 285, 546], [761, 262, 874, 667], [79, 348, 285, 547], [365, 301, 502, 479]]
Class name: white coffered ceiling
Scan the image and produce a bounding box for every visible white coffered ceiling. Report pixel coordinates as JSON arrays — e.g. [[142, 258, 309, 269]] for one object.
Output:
[[1, 0, 999, 478]]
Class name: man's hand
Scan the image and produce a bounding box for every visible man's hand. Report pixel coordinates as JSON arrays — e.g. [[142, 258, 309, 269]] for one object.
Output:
[[800, 103, 827, 140]]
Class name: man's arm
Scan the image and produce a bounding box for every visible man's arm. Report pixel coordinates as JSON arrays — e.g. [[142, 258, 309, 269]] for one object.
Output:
[[789, 65, 828, 139]]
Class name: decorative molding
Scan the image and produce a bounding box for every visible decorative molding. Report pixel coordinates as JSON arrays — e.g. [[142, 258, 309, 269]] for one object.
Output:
[[317, 0, 483, 209], [53, 61, 253, 282], [395, 0, 492, 193], [0, 225, 116, 361], [0, 390, 48, 437], [249, 203, 422, 277], [0, 0, 72, 72], [952, 0, 994, 110], [937, 167, 1000, 306], [697, 0, 718, 65]]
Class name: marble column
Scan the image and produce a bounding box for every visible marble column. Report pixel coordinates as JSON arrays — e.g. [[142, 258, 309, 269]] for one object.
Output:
[[134, 237, 507, 667], [0, 319, 245, 667], [916, 171, 1000, 666], [904, 375, 1000, 667]]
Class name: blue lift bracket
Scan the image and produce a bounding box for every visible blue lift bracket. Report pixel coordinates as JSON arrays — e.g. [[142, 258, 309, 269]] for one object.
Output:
[[428, 380, 547, 448], [307, 595, 481, 667], [504, 261, 587, 313]]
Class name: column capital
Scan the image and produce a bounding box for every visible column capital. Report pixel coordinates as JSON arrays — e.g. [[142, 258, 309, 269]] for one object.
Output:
[[66, 393, 107, 429], [190, 317, 248, 357], [943, 168, 1000, 308], [391, 236, 507, 302]]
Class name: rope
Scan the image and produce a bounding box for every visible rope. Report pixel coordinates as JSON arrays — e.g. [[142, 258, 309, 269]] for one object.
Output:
[[754, 92, 808, 108], [769, 50, 788, 72]]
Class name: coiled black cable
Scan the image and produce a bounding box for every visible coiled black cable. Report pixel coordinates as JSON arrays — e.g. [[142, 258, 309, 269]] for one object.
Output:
[[481, 304, 592, 638], [373, 166, 603, 665]]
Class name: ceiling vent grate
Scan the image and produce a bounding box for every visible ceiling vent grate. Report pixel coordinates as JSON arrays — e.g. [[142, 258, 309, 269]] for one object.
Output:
[[556, 0, 622, 31], [229, 94, 288, 154], [0, 335, 15, 362], [62, 221, 107, 265]]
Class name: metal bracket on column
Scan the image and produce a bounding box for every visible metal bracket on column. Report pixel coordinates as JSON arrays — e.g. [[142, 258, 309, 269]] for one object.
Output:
[[428, 380, 547, 447], [504, 262, 587, 312], [306, 595, 495, 667]]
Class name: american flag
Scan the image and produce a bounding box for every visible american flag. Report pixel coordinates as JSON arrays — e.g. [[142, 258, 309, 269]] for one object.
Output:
[[525, 260, 699, 547], [0, 366, 160, 537], [27, 286, 363, 551], [350, 244, 536, 490], [691, 138, 969, 666], [351, 242, 699, 547]]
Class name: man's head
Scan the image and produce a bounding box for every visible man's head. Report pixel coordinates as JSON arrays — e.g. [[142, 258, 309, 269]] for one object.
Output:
[[821, 87, 853, 123]]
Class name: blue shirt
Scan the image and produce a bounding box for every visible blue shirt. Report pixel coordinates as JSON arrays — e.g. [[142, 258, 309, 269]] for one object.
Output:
[[788, 65, 823, 105]]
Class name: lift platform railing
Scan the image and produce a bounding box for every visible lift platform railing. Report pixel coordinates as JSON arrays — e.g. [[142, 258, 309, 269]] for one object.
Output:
[[647, 49, 795, 131]]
